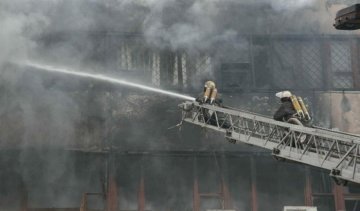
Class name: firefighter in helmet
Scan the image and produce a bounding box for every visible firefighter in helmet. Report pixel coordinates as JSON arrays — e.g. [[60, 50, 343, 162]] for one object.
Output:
[[196, 80, 223, 106], [273, 91, 297, 122], [274, 91, 311, 146], [195, 80, 229, 128]]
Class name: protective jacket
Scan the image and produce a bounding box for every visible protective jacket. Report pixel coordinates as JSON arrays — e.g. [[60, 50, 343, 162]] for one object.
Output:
[[273, 98, 296, 122], [195, 93, 223, 107], [195, 92, 229, 128]]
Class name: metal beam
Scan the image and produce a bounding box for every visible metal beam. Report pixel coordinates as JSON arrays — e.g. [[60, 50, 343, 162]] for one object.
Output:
[[107, 177, 118, 211]]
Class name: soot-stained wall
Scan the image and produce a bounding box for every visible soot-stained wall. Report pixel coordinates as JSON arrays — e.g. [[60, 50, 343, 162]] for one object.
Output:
[[0, 150, 342, 211]]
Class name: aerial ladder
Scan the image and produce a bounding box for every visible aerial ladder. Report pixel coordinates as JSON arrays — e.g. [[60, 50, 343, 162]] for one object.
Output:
[[178, 101, 360, 185]]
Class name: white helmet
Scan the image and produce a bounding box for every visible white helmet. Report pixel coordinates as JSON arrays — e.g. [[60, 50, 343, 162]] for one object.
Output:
[[275, 91, 292, 98]]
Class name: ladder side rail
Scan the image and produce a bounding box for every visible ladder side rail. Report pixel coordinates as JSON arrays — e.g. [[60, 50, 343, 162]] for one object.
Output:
[[191, 102, 360, 141], [183, 115, 359, 168], [227, 127, 360, 183]]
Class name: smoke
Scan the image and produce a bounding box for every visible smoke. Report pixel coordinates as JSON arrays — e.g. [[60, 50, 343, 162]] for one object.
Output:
[[270, 0, 316, 11], [0, 1, 47, 65], [0, 0, 346, 67], [0, 0, 352, 80], [141, 0, 340, 50]]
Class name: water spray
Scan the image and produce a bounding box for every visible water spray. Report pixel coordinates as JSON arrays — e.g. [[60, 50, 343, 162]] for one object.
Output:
[[19, 61, 196, 101]]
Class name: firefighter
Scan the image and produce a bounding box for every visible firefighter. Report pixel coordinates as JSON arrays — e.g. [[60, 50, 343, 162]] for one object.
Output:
[[195, 81, 230, 128], [273, 91, 297, 122], [196, 80, 223, 106]]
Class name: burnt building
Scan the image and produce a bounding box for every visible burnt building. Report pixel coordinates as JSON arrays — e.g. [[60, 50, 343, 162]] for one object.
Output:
[[1, 1, 360, 211]]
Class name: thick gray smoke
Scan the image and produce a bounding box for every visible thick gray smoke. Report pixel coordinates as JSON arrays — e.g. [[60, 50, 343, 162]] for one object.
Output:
[[142, 0, 319, 50], [0, 1, 46, 65], [141, 0, 355, 50], [0, 0, 353, 66], [1, 0, 351, 94]]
